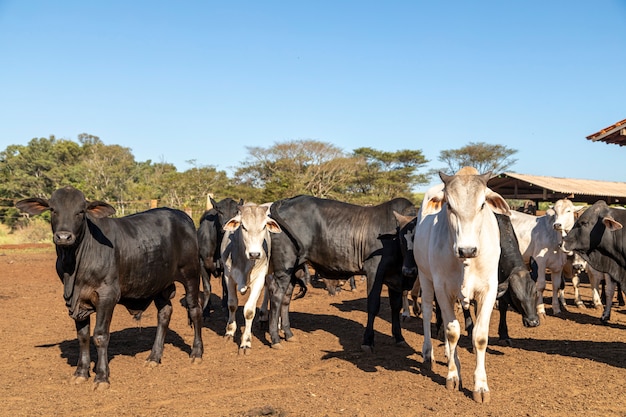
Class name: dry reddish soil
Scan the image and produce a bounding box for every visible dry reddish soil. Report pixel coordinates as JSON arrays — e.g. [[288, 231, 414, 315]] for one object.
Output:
[[2, 246, 626, 417]]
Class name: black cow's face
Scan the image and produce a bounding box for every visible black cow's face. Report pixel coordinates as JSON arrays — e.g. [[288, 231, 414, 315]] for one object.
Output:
[[16, 186, 116, 247], [564, 201, 609, 254], [507, 268, 539, 328], [48, 187, 90, 246]]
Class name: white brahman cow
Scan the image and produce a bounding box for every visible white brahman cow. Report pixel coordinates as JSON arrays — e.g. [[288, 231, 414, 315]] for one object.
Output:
[[221, 203, 281, 354], [509, 199, 583, 317], [413, 167, 510, 403]]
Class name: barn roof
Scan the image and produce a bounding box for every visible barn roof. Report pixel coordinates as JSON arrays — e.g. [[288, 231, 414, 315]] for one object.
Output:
[[487, 172, 626, 205], [586, 118, 626, 146]]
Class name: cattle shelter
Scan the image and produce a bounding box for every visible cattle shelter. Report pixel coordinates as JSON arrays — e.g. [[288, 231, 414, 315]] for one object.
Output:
[[487, 172, 626, 206]]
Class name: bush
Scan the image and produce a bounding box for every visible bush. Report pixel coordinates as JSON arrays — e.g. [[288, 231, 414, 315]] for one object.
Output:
[[8, 218, 52, 244]]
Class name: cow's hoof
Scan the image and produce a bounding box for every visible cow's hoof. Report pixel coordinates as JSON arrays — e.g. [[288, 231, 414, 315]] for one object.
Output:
[[576, 302, 586, 309], [360, 344, 374, 353], [395, 340, 409, 348], [538, 313, 547, 324], [271, 342, 283, 350], [497, 338, 512, 347], [191, 356, 203, 365], [238, 347, 251, 355], [145, 360, 159, 368], [445, 377, 460, 391], [473, 389, 491, 403], [421, 360, 432, 371], [93, 381, 110, 391], [224, 334, 234, 342], [285, 335, 297, 343], [70, 375, 88, 385]]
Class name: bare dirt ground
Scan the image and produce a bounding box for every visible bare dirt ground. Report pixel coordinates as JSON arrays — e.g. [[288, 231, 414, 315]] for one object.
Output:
[[2, 246, 626, 417]]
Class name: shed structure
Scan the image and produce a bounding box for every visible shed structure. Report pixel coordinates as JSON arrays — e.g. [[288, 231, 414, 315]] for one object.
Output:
[[487, 173, 626, 205]]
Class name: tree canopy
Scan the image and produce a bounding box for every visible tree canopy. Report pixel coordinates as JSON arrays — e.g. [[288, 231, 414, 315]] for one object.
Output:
[[437, 141, 517, 175]]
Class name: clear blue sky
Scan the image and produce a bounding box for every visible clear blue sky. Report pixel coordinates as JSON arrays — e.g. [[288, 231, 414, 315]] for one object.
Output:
[[1, 1, 625, 192]]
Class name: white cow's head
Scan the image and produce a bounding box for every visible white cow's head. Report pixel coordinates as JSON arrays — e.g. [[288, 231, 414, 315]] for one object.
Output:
[[437, 167, 510, 259], [223, 203, 282, 261], [552, 199, 585, 236]]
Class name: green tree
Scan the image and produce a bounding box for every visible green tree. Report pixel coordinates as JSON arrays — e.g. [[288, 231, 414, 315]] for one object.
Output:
[[0, 135, 83, 199], [75, 134, 140, 214], [159, 160, 231, 217], [349, 147, 429, 203], [234, 140, 359, 202], [437, 142, 517, 175]]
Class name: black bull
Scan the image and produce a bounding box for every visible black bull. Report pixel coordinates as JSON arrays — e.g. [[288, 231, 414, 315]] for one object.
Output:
[[16, 186, 203, 389], [563, 200, 626, 288], [267, 195, 417, 351]]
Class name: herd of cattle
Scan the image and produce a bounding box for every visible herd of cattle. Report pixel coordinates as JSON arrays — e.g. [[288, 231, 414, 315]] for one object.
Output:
[[15, 167, 626, 403]]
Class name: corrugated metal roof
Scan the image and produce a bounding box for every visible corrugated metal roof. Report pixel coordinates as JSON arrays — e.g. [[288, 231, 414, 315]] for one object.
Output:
[[501, 172, 626, 198]]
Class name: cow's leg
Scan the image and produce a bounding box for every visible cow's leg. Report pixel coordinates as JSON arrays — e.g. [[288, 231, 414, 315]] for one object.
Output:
[[535, 259, 548, 318], [278, 279, 296, 342], [71, 317, 91, 384], [181, 277, 204, 362], [200, 266, 212, 318], [410, 278, 421, 317], [572, 274, 584, 308], [361, 271, 384, 352], [551, 270, 565, 315], [147, 284, 175, 366], [472, 287, 497, 404], [420, 276, 435, 369], [590, 271, 604, 308], [268, 271, 290, 347], [388, 287, 406, 346], [239, 275, 265, 354], [617, 282, 625, 306], [497, 298, 511, 345], [258, 282, 270, 324], [221, 272, 229, 311], [349, 275, 356, 291], [438, 291, 461, 392], [401, 290, 410, 320], [601, 276, 615, 323], [91, 299, 116, 390], [224, 274, 239, 342]]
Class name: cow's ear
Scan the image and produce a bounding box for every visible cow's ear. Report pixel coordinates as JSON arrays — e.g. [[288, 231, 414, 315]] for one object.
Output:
[[486, 190, 511, 216], [603, 215, 623, 231], [223, 215, 241, 232], [266, 218, 282, 234], [15, 198, 50, 215], [393, 210, 416, 229], [87, 201, 116, 218]]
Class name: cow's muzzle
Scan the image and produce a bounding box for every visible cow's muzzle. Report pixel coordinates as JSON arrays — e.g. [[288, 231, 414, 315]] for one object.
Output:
[[457, 247, 478, 259], [54, 231, 76, 246]]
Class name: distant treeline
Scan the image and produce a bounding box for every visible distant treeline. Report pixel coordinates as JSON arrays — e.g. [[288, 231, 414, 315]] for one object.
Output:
[[0, 134, 430, 227]]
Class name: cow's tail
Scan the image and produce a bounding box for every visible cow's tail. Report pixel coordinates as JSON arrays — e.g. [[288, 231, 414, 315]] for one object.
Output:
[[292, 274, 308, 300]]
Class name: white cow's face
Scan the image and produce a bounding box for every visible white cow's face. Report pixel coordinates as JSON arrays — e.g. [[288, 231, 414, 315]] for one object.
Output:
[[552, 199, 581, 236], [440, 169, 510, 259], [224, 203, 282, 260]]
